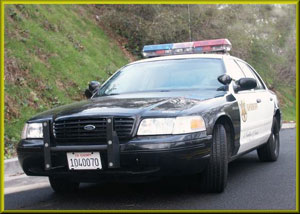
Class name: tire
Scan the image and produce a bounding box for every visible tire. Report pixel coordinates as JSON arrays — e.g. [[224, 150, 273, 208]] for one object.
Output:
[[257, 118, 280, 162], [49, 176, 80, 194], [200, 124, 228, 193]]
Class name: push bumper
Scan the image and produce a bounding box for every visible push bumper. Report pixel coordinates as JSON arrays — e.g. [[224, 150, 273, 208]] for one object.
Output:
[[17, 123, 212, 182]]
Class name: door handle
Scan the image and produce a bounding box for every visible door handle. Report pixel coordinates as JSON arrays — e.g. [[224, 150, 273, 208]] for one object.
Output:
[[270, 97, 273, 101], [256, 98, 261, 103]]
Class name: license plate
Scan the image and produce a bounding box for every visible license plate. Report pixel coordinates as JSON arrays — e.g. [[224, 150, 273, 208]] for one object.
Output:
[[67, 152, 102, 170]]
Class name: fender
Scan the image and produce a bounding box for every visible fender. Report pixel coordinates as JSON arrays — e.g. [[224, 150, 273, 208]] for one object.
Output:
[[203, 98, 241, 157], [269, 89, 281, 130]]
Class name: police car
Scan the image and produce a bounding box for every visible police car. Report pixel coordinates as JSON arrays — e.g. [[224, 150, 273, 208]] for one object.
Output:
[[17, 39, 281, 193]]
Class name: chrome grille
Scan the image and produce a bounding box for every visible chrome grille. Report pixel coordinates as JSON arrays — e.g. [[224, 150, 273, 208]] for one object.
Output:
[[53, 117, 134, 145]]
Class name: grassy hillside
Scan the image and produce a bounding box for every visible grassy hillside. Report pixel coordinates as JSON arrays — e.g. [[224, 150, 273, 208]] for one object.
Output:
[[246, 40, 296, 123], [4, 5, 130, 158]]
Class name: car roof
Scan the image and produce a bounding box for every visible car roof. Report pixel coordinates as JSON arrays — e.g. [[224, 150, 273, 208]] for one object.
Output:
[[128, 54, 241, 65]]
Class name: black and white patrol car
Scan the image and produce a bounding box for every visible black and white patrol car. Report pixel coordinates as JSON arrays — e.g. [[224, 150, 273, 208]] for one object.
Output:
[[17, 39, 281, 193]]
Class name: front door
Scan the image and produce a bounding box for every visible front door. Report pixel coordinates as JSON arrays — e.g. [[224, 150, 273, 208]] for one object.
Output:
[[224, 58, 268, 154], [235, 60, 273, 153]]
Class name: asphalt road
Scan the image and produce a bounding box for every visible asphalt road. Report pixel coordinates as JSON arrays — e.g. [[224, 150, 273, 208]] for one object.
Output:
[[4, 128, 296, 211]]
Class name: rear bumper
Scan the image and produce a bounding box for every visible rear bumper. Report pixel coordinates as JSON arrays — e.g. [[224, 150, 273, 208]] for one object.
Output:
[[17, 132, 212, 182]]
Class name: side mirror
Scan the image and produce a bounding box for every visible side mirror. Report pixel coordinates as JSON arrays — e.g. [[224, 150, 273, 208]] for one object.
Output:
[[218, 74, 232, 85], [234, 78, 257, 92], [85, 81, 101, 99]]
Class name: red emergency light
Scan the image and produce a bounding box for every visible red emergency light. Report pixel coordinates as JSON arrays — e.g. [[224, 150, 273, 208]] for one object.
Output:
[[142, 38, 232, 58]]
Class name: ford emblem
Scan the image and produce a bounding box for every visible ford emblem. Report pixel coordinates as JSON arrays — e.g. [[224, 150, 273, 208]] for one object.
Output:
[[84, 125, 96, 131]]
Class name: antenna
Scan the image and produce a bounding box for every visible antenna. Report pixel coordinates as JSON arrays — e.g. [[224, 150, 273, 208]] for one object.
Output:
[[187, 4, 192, 42]]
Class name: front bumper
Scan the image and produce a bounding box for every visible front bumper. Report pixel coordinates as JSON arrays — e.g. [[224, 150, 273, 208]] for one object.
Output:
[[17, 132, 212, 183]]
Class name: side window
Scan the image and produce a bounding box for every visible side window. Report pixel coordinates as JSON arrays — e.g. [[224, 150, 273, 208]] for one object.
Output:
[[247, 65, 266, 90], [224, 58, 245, 80], [236, 60, 264, 90]]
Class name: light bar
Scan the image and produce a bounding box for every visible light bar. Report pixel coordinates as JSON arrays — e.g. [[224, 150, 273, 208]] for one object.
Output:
[[142, 38, 231, 58], [142, 43, 173, 58]]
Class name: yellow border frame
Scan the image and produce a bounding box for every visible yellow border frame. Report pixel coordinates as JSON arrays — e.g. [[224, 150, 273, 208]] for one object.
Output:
[[1, 0, 299, 4], [0, 0, 298, 213]]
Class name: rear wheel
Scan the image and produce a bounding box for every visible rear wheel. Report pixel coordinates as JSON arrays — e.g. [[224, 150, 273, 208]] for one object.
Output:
[[257, 118, 280, 162], [49, 176, 79, 194], [200, 124, 228, 193]]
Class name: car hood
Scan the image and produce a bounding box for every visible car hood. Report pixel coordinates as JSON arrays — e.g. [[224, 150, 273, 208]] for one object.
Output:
[[29, 90, 226, 121]]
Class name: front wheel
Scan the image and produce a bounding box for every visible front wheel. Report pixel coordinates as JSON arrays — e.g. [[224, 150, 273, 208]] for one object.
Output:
[[257, 118, 280, 162], [49, 176, 80, 194], [200, 124, 228, 193]]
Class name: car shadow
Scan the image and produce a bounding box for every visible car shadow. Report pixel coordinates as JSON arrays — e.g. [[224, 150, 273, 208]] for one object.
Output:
[[5, 151, 270, 210]]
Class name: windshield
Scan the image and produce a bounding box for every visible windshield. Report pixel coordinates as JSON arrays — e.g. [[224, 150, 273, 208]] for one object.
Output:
[[97, 58, 225, 96]]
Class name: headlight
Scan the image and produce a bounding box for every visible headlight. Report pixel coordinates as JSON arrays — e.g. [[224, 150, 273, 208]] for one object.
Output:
[[21, 123, 43, 139], [172, 116, 206, 134], [137, 116, 206, 136]]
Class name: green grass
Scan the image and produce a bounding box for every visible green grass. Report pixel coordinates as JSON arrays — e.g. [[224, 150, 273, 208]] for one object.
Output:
[[4, 5, 129, 158], [248, 39, 296, 122], [276, 85, 296, 122]]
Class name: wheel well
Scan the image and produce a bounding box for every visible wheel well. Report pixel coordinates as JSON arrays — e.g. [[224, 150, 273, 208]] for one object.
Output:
[[214, 115, 235, 156], [274, 109, 281, 130]]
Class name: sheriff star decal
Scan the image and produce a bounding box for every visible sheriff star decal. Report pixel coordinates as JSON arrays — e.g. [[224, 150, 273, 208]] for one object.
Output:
[[239, 100, 258, 122], [240, 100, 247, 122]]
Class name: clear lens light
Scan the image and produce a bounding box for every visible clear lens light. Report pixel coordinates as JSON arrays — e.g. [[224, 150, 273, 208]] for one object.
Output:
[[21, 123, 43, 139], [137, 116, 205, 136], [137, 118, 175, 135], [173, 116, 205, 134]]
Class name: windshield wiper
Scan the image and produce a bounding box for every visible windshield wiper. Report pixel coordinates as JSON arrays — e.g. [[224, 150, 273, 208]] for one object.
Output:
[[106, 93, 120, 96]]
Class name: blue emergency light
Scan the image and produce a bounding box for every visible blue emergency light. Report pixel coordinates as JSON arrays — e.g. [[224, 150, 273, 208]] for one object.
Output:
[[142, 38, 232, 58]]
